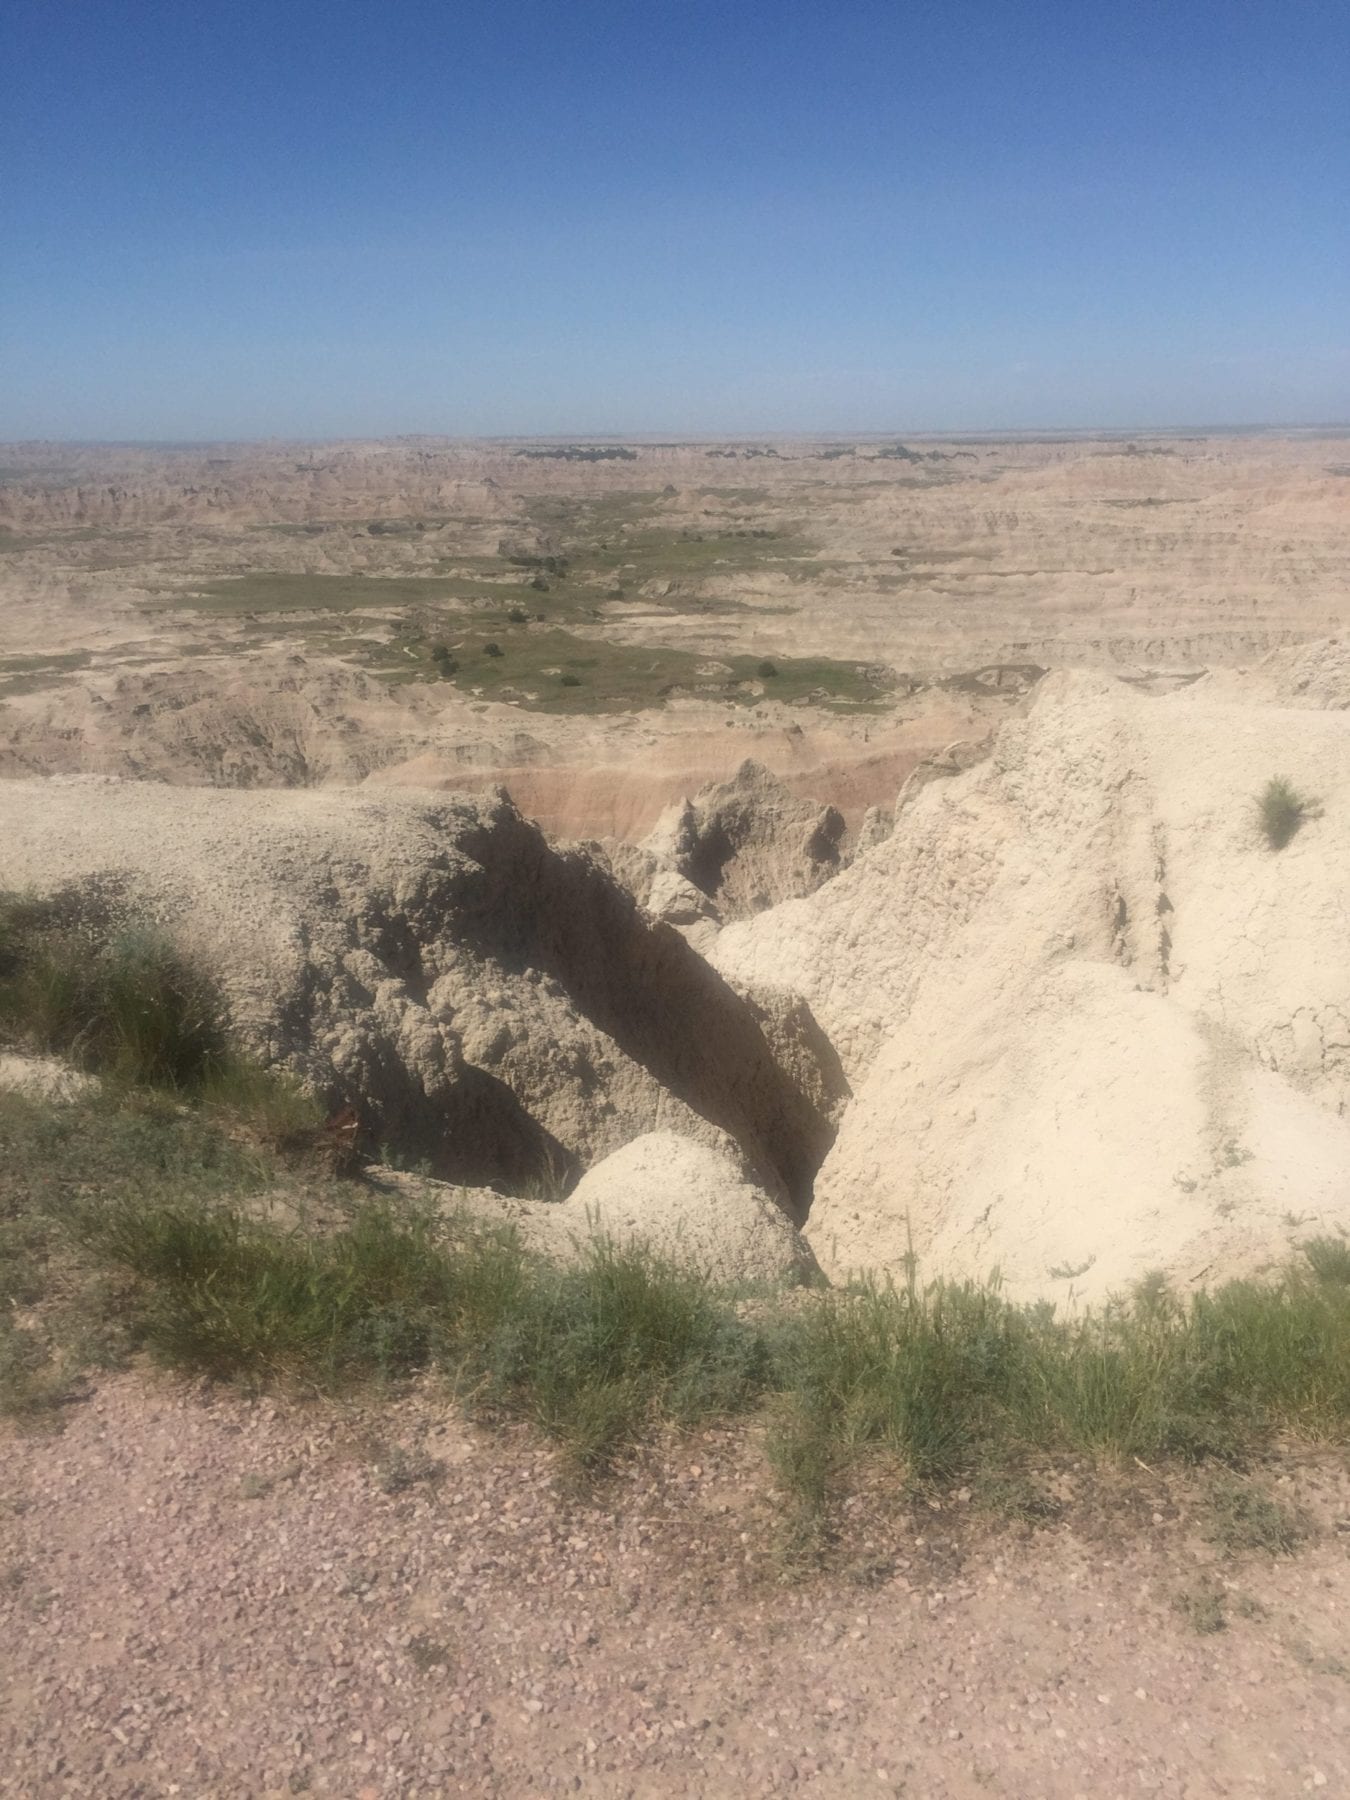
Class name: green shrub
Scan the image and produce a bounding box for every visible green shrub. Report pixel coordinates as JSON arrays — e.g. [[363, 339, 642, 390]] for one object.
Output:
[[0, 915, 229, 1089], [1256, 776, 1308, 850], [1302, 1235, 1350, 1286], [756, 659, 779, 679]]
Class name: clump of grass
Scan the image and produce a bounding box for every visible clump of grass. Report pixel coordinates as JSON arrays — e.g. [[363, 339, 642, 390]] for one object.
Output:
[[8, 1083, 1350, 1501], [79, 1194, 766, 1468], [43, 1145, 1350, 1483], [1302, 1236, 1350, 1286], [197, 1060, 327, 1158], [764, 1259, 1350, 1536], [81, 1198, 528, 1388], [768, 1274, 1031, 1499], [973, 1469, 1063, 1525], [0, 1089, 309, 1416], [406, 1633, 455, 1673], [1, 1085, 758, 1466], [1205, 1478, 1308, 1556], [1256, 776, 1309, 850], [478, 1241, 770, 1470], [0, 890, 327, 1160], [0, 1318, 76, 1419], [0, 894, 227, 1088], [1174, 1578, 1227, 1635], [373, 1445, 445, 1495]]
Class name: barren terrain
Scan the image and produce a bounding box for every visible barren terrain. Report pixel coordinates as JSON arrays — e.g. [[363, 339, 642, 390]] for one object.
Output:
[[3, 432, 1345, 838], [4, 1379, 1349, 1798], [3, 433, 1349, 1798]]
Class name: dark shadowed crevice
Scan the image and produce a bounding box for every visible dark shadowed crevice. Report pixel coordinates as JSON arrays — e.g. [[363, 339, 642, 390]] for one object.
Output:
[[450, 798, 842, 1217]]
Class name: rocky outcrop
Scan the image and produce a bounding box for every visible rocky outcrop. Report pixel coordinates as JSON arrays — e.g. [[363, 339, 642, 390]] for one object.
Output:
[[546, 1132, 818, 1284], [379, 1131, 818, 1285], [601, 759, 853, 950], [713, 666, 1350, 1302], [0, 659, 440, 788], [0, 781, 835, 1212], [642, 760, 847, 919]]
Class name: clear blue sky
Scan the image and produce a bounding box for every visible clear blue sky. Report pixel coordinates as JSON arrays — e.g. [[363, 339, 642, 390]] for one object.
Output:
[[3, 0, 1347, 438]]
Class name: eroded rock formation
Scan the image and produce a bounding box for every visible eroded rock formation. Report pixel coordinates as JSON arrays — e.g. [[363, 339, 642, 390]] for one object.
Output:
[[711, 656, 1350, 1300], [0, 782, 840, 1213]]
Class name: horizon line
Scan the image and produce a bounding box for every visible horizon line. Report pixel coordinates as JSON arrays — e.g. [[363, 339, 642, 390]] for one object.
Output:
[[6, 420, 1350, 450]]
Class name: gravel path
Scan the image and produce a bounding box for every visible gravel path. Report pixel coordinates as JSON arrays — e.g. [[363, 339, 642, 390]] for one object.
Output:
[[2, 1375, 1348, 1797]]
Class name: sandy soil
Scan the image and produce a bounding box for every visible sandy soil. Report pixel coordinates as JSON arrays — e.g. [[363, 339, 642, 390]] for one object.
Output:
[[2, 1377, 1348, 1798]]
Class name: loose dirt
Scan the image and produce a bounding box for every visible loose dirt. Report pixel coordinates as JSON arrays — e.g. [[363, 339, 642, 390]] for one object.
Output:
[[3, 1378, 1347, 1797]]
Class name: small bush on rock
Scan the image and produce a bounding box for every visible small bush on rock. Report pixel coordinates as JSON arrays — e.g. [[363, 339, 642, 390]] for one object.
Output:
[[1257, 776, 1308, 850]]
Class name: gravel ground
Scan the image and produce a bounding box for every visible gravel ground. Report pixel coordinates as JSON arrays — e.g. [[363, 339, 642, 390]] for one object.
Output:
[[2, 1374, 1348, 1798]]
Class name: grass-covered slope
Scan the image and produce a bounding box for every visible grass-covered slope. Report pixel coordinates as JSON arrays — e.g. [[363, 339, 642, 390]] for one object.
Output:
[[4, 1080, 1348, 1548]]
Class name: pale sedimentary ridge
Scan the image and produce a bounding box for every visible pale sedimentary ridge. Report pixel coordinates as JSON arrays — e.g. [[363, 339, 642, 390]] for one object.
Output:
[[712, 648, 1350, 1301]]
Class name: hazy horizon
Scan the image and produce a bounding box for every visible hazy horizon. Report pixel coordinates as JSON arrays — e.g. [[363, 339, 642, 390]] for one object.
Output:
[[9, 420, 1350, 451]]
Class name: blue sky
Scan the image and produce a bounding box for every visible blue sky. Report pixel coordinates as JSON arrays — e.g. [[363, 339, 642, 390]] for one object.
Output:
[[3, 0, 1347, 437]]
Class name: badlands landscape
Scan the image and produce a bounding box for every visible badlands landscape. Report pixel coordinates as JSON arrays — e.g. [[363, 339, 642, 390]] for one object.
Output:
[[3, 431, 1350, 1796], [4, 429, 1350, 1292]]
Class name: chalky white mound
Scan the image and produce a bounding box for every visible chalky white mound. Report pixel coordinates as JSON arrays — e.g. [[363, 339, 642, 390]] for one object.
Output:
[[713, 658, 1350, 1302]]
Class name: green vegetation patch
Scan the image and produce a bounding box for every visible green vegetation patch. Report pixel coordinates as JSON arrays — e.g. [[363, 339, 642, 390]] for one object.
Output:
[[0, 652, 92, 677], [518, 492, 817, 588], [0, 1089, 312, 1418], [400, 621, 891, 713], [764, 1260, 1350, 1547], [186, 539, 882, 709], [1204, 1478, 1309, 1556], [546, 490, 666, 530], [0, 649, 93, 698], [0, 888, 321, 1122], [515, 445, 639, 462], [0, 891, 232, 1090], [575, 525, 811, 586], [162, 574, 477, 617]]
